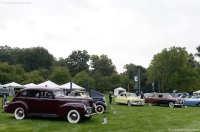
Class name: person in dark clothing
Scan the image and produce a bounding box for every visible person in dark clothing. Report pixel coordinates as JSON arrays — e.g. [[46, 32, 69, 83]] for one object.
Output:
[[140, 91, 144, 99], [109, 91, 113, 104]]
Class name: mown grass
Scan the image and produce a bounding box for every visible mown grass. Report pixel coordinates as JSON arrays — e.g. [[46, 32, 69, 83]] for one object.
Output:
[[0, 95, 200, 132]]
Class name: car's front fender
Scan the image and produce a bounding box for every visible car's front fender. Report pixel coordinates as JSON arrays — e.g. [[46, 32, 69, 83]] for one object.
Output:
[[5, 101, 28, 114]]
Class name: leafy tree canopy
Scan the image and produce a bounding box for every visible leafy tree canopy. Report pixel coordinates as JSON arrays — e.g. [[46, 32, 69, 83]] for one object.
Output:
[[90, 54, 116, 76], [50, 66, 71, 85], [66, 50, 90, 77], [72, 71, 94, 90], [147, 47, 198, 92]]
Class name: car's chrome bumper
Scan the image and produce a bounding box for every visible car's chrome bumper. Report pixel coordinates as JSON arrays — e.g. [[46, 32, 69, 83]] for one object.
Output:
[[174, 103, 183, 106], [131, 102, 145, 105], [85, 113, 96, 117], [84, 107, 96, 117]]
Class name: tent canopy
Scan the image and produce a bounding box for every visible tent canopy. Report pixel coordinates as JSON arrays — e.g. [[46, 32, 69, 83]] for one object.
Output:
[[37, 80, 59, 87], [193, 90, 200, 94], [193, 90, 200, 96], [114, 87, 126, 96], [59, 82, 84, 90], [3, 82, 22, 88], [23, 83, 37, 88]]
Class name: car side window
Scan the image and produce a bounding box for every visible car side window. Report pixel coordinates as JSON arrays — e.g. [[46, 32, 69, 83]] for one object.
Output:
[[28, 90, 39, 98], [120, 94, 123, 96], [158, 95, 163, 98], [40, 91, 53, 99], [19, 91, 27, 97]]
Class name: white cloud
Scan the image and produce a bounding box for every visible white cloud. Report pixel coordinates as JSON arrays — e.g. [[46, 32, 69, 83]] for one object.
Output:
[[0, 0, 200, 73]]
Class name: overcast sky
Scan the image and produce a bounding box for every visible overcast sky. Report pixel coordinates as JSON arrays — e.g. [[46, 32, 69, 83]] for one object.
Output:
[[1, 0, 200, 73]]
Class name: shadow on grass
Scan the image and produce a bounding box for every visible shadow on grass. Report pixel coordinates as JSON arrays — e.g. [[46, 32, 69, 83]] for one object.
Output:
[[6, 114, 99, 124]]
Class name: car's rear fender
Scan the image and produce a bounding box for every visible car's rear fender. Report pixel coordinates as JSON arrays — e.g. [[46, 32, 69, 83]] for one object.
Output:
[[58, 103, 86, 118]]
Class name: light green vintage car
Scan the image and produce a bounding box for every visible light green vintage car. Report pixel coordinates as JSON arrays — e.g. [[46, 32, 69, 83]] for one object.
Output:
[[115, 92, 144, 106]]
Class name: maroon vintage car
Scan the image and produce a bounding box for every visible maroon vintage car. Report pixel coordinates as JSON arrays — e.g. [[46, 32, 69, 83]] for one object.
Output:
[[5, 87, 96, 123], [145, 93, 183, 108]]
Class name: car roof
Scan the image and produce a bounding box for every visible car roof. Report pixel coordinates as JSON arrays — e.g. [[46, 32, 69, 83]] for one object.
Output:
[[120, 92, 134, 94], [153, 93, 170, 95], [22, 87, 61, 91]]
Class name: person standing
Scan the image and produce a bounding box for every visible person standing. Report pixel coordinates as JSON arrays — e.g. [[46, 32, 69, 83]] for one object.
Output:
[[109, 91, 113, 104], [135, 91, 139, 96], [140, 91, 144, 99]]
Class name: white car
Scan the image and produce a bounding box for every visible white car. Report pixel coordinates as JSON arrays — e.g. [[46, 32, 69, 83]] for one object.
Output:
[[115, 92, 144, 106]]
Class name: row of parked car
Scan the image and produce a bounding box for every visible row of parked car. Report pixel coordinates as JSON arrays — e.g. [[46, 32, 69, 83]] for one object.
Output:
[[114, 92, 200, 108], [2, 87, 200, 124]]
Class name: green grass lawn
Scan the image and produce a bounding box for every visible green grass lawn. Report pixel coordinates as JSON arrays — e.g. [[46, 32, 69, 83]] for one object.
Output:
[[0, 95, 200, 132]]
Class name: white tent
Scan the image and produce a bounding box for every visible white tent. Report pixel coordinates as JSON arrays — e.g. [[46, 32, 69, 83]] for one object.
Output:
[[59, 82, 85, 90], [3, 82, 23, 96], [23, 83, 37, 88], [193, 90, 200, 97], [24, 83, 37, 86], [3, 82, 22, 87], [114, 87, 126, 96], [37, 80, 59, 87]]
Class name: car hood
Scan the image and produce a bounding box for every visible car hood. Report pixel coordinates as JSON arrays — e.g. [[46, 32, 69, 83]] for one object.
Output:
[[56, 96, 92, 101]]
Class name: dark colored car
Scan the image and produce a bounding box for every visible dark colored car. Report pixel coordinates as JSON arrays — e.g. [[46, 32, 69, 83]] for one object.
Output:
[[89, 89, 108, 114], [0, 88, 9, 97], [145, 93, 183, 108], [69, 89, 108, 114], [5, 87, 96, 123]]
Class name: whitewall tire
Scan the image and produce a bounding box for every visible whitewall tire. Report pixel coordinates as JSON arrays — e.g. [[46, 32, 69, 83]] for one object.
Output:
[[149, 103, 153, 106], [96, 105, 104, 114], [127, 101, 131, 106], [169, 102, 174, 108], [67, 110, 81, 123], [14, 107, 25, 120]]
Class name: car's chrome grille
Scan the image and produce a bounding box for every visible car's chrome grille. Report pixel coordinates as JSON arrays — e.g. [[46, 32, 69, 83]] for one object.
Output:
[[86, 107, 92, 114]]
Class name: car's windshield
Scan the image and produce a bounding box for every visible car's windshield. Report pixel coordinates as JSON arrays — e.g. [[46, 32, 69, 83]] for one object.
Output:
[[53, 90, 65, 97], [80, 92, 88, 97], [127, 93, 137, 97]]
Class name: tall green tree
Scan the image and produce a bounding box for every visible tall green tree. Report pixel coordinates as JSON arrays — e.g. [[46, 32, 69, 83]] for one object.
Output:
[[90, 54, 117, 76], [0, 45, 13, 63], [123, 64, 149, 92], [147, 47, 198, 92], [53, 57, 68, 67], [0, 63, 25, 84], [22, 70, 44, 84], [90, 71, 109, 91], [50, 66, 71, 85], [72, 71, 94, 90], [66, 50, 90, 77], [38, 68, 50, 80], [108, 73, 123, 90], [14, 47, 54, 72]]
